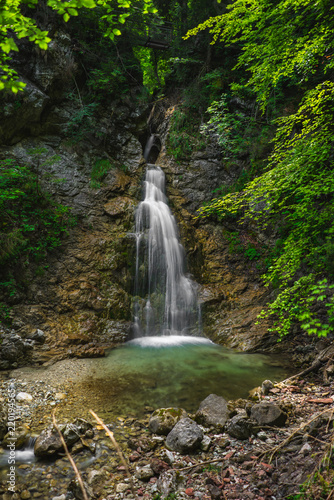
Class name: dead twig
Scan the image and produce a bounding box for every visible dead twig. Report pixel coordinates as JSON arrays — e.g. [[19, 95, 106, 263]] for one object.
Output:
[[258, 407, 334, 463], [52, 410, 89, 500], [89, 409, 137, 499], [177, 457, 232, 471]]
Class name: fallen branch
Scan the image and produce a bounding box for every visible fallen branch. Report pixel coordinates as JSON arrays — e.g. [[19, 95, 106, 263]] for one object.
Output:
[[281, 344, 334, 384], [177, 457, 234, 471], [259, 407, 334, 464], [52, 410, 89, 500]]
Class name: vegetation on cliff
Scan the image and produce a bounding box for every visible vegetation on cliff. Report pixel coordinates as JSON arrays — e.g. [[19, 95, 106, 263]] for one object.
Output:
[[184, 0, 334, 342], [1, 0, 334, 343]]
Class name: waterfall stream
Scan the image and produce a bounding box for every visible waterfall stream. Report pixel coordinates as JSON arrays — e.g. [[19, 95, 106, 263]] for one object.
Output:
[[133, 165, 200, 337]]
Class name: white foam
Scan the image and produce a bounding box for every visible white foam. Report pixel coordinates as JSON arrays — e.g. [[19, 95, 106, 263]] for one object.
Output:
[[127, 335, 214, 348]]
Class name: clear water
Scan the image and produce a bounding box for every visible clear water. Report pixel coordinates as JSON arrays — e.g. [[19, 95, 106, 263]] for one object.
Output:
[[68, 336, 291, 421]]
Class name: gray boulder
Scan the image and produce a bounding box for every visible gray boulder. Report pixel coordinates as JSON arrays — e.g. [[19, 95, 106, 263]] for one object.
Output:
[[226, 414, 255, 440], [149, 407, 188, 435], [34, 426, 63, 457], [166, 418, 203, 454], [195, 394, 230, 429], [34, 419, 92, 457], [250, 402, 287, 427]]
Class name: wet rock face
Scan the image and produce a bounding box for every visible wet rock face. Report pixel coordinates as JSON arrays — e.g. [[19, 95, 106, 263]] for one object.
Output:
[[166, 417, 203, 453], [0, 332, 33, 369], [0, 35, 148, 365], [195, 394, 230, 430], [149, 407, 188, 435]]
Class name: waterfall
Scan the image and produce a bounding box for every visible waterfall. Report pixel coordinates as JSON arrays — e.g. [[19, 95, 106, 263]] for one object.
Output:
[[143, 134, 155, 162], [133, 165, 200, 337]]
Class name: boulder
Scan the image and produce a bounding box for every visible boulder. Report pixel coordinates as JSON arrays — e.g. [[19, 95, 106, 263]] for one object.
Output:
[[34, 427, 63, 457], [250, 402, 287, 427], [166, 418, 203, 454], [34, 419, 92, 457], [195, 394, 230, 429], [149, 407, 188, 435], [226, 414, 255, 440]]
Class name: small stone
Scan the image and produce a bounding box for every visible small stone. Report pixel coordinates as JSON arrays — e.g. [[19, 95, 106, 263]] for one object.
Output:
[[200, 435, 211, 451], [226, 414, 255, 440], [299, 442, 312, 455], [257, 431, 268, 441], [195, 394, 230, 430], [20, 491, 31, 499], [16, 392, 33, 403], [116, 482, 129, 493], [261, 380, 274, 395], [51, 496, 66, 500], [185, 487, 195, 496], [135, 464, 154, 481], [55, 393, 67, 400], [251, 402, 287, 427]]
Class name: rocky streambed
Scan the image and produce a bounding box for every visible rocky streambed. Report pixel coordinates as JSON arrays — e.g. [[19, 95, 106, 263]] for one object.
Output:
[[1, 366, 334, 500]]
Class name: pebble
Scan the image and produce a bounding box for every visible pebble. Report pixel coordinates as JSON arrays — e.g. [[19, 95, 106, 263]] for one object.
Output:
[[16, 392, 33, 402]]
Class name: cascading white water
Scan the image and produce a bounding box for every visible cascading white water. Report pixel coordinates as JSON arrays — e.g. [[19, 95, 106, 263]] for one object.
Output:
[[133, 165, 200, 337]]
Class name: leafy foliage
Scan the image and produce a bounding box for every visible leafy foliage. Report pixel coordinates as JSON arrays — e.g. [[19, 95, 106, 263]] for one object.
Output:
[[198, 81, 334, 338], [167, 108, 206, 162], [0, 156, 76, 322], [0, 0, 157, 92], [185, 0, 334, 109]]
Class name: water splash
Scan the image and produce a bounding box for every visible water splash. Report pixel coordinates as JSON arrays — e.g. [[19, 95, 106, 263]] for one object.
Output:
[[133, 166, 200, 336], [128, 335, 212, 348]]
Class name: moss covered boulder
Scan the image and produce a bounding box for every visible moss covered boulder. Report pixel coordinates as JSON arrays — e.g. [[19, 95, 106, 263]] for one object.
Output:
[[149, 407, 188, 435]]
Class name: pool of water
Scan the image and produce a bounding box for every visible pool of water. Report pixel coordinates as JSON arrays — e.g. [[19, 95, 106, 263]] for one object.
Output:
[[68, 335, 292, 420]]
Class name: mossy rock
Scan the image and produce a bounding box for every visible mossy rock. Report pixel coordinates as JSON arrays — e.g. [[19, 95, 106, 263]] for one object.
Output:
[[149, 407, 188, 436]]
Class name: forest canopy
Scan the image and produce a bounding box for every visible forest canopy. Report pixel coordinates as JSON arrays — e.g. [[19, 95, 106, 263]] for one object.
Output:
[[0, 0, 157, 92], [186, 0, 334, 339]]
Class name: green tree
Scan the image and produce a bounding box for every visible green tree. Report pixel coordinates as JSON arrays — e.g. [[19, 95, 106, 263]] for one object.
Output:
[[0, 0, 157, 92], [185, 0, 334, 108]]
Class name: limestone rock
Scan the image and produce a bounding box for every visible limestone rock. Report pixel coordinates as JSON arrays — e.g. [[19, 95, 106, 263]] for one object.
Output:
[[34, 419, 91, 457], [68, 477, 93, 500], [195, 394, 230, 429], [250, 402, 287, 427], [16, 392, 33, 403], [34, 427, 63, 457], [149, 407, 188, 435], [135, 464, 154, 481], [157, 470, 178, 500], [226, 414, 255, 440], [166, 417, 203, 454], [200, 434, 212, 451], [104, 196, 136, 217]]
